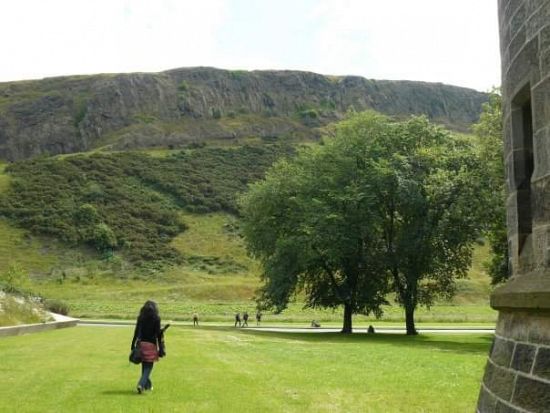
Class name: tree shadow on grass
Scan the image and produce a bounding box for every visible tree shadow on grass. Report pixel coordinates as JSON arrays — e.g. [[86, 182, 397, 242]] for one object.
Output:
[[234, 328, 493, 355]]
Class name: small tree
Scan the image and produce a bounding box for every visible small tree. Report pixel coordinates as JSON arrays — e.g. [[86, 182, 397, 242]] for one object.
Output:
[[1, 262, 28, 292], [90, 223, 117, 253]]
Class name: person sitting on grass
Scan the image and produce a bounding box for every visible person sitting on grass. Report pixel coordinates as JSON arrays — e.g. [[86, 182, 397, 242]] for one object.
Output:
[[131, 300, 165, 394], [311, 320, 320, 328], [242, 312, 249, 327]]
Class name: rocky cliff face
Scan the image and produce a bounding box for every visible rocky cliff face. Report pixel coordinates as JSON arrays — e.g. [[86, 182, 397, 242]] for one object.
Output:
[[0, 67, 488, 160]]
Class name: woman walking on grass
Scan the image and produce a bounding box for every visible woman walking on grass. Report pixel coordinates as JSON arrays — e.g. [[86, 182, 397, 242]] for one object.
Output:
[[131, 300, 164, 394]]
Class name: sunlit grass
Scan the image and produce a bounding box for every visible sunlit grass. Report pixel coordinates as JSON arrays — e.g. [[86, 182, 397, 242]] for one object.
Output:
[[0, 326, 491, 413]]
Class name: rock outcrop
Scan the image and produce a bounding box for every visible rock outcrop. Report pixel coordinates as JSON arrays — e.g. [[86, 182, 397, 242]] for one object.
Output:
[[0, 67, 488, 160]]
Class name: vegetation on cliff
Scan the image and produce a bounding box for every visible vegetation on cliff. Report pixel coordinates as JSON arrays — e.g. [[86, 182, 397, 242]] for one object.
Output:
[[0, 67, 488, 160], [0, 143, 292, 266]]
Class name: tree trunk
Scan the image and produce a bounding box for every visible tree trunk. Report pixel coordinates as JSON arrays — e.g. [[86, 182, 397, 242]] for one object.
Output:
[[342, 302, 353, 334], [405, 305, 418, 335]]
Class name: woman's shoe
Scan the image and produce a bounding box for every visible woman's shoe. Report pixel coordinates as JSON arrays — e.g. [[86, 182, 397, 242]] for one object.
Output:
[[136, 385, 143, 394]]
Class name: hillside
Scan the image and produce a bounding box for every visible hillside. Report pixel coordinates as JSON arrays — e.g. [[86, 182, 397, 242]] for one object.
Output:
[[0, 67, 487, 160], [0, 144, 292, 267], [0, 68, 494, 323], [0, 145, 495, 323]]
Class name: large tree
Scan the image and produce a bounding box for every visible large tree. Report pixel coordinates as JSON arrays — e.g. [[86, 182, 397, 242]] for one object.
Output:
[[332, 112, 486, 335], [239, 125, 389, 333], [241, 111, 487, 335]]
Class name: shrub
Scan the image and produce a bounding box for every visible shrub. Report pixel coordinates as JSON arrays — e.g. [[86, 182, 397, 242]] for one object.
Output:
[[0, 263, 28, 292], [74, 203, 100, 225], [133, 114, 157, 124], [90, 223, 117, 252], [177, 80, 189, 91], [212, 108, 222, 119], [44, 299, 70, 315], [0, 144, 294, 266], [298, 108, 319, 120]]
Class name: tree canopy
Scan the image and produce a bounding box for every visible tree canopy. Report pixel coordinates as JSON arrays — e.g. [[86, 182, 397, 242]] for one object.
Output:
[[241, 111, 488, 334], [338, 113, 487, 334], [240, 121, 389, 332]]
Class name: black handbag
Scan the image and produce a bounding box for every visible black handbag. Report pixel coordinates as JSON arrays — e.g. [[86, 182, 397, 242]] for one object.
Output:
[[129, 341, 142, 364]]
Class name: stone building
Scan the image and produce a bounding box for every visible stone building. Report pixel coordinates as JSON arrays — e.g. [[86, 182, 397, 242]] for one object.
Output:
[[477, 1, 550, 412]]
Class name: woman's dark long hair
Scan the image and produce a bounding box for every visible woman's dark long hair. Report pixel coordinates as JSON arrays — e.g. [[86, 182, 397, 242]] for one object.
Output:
[[138, 300, 160, 323]]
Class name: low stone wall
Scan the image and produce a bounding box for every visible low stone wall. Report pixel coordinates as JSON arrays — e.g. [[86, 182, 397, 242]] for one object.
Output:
[[477, 310, 550, 412], [0, 313, 78, 338]]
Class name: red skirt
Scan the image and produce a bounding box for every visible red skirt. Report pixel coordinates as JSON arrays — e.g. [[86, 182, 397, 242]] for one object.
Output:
[[139, 341, 159, 362]]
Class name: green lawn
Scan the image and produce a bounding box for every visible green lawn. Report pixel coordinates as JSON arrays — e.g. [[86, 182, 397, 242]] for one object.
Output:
[[1, 326, 490, 412]]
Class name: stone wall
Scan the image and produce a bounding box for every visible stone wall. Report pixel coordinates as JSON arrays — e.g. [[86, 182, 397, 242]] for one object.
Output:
[[478, 311, 550, 411], [478, 1, 550, 411], [0, 316, 78, 338]]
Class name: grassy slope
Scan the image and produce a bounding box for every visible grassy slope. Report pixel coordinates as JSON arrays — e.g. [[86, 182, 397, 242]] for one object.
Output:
[[0, 326, 491, 412], [0, 152, 496, 324], [0, 210, 496, 324]]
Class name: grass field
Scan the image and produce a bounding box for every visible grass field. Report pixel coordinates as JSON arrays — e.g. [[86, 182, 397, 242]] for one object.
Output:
[[1, 326, 491, 412]]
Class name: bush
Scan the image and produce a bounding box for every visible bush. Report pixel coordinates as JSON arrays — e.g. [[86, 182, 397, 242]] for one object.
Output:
[[0, 263, 28, 292], [298, 108, 319, 120], [212, 108, 222, 119], [90, 223, 117, 252], [177, 80, 189, 91], [44, 299, 70, 315], [0, 144, 294, 266]]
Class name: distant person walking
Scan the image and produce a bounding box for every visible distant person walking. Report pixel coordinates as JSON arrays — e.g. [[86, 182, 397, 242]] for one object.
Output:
[[242, 312, 249, 327], [234, 313, 241, 327], [193, 313, 199, 327], [256, 311, 262, 326], [131, 300, 165, 394]]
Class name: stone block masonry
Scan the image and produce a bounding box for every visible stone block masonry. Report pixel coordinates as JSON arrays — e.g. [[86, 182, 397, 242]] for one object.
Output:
[[479, 1, 550, 411], [478, 311, 550, 412]]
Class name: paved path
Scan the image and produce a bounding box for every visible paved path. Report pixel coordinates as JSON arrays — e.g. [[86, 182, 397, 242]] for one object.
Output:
[[77, 320, 494, 334]]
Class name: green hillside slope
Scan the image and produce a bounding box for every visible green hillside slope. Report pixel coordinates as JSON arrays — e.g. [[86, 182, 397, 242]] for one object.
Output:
[[0, 140, 495, 324], [0, 143, 292, 267]]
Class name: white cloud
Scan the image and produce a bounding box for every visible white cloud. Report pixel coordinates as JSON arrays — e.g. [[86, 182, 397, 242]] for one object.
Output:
[[308, 0, 500, 91], [0, 0, 228, 81], [0, 0, 500, 90]]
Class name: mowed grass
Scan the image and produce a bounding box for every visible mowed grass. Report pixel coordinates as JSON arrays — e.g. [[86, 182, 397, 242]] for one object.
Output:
[[1, 326, 491, 412]]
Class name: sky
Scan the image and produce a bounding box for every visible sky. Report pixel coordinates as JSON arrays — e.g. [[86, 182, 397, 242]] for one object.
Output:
[[0, 0, 500, 91]]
